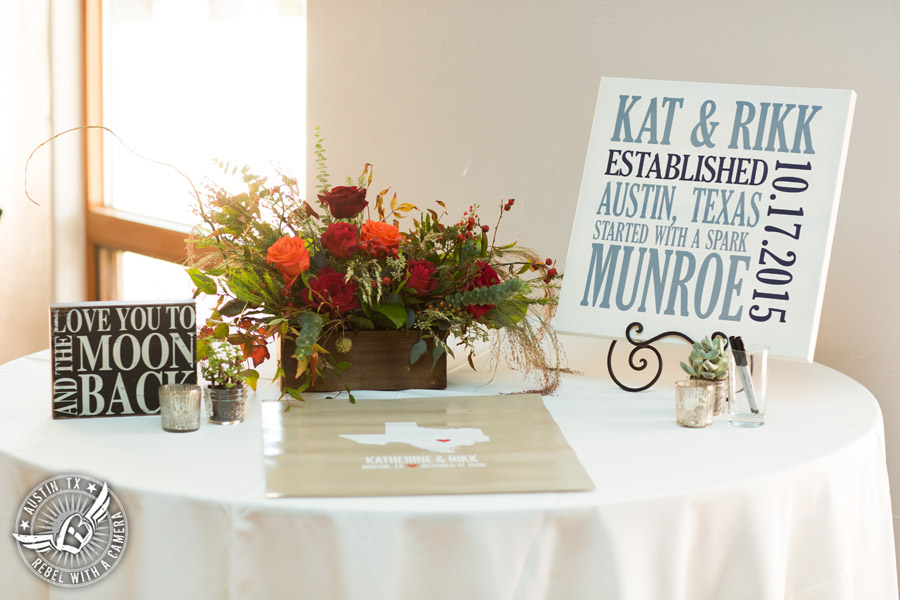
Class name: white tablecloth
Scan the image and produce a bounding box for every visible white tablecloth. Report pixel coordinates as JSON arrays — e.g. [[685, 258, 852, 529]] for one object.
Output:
[[0, 337, 896, 600]]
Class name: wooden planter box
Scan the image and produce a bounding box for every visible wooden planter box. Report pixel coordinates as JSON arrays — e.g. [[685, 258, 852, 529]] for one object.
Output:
[[281, 330, 447, 392]]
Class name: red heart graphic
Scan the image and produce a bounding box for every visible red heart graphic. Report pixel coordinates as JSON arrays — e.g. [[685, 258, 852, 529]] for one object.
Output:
[[437, 439, 450, 443], [406, 464, 419, 468]]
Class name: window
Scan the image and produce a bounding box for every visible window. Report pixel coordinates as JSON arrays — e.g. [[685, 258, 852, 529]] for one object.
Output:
[[84, 0, 305, 300]]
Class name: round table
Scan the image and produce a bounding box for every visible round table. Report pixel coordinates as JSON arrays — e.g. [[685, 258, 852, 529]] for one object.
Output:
[[0, 337, 896, 600]]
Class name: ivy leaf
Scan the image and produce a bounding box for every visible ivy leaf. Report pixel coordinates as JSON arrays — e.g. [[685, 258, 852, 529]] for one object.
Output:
[[239, 368, 259, 391], [351, 315, 375, 330], [285, 386, 306, 402], [187, 268, 217, 296], [196, 337, 210, 361], [410, 339, 427, 365], [219, 299, 248, 317]]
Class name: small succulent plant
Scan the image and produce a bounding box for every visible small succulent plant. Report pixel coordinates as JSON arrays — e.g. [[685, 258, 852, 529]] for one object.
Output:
[[681, 336, 729, 380], [198, 339, 249, 389]]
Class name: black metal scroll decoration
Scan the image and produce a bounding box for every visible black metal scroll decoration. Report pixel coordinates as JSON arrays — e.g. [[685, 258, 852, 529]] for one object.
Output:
[[606, 322, 727, 393]]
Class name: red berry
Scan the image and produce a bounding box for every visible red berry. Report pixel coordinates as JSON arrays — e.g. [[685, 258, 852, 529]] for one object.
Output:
[[547, 268, 558, 277], [503, 205, 511, 211], [507, 199, 515, 206], [467, 217, 476, 227], [481, 225, 489, 233], [545, 258, 553, 265], [382, 276, 391, 285], [457, 233, 465, 241], [465, 231, 473, 239]]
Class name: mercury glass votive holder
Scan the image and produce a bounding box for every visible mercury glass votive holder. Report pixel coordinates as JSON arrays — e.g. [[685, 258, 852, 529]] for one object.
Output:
[[159, 384, 202, 432], [675, 379, 715, 428]]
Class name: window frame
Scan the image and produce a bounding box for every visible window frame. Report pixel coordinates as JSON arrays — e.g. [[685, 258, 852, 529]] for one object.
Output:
[[83, 0, 192, 300]]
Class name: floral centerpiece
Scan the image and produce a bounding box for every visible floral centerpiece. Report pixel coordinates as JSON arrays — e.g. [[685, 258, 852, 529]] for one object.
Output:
[[188, 133, 563, 400]]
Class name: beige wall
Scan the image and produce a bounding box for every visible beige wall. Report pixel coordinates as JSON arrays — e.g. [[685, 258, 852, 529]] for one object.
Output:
[[308, 0, 900, 568], [0, 0, 52, 364]]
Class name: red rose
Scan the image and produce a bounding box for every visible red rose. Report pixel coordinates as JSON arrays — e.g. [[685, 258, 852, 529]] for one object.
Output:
[[320, 222, 359, 258], [406, 259, 439, 295], [318, 186, 368, 219], [360, 219, 404, 258], [466, 261, 500, 318], [266, 235, 310, 282], [303, 266, 359, 315]]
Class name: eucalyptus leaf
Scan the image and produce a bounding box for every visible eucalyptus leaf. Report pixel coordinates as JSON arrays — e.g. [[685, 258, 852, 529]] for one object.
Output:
[[431, 343, 445, 370], [410, 339, 427, 365]]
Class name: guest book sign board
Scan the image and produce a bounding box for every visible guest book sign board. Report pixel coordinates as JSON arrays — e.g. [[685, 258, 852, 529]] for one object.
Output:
[[556, 77, 856, 361], [263, 394, 594, 497], [50, 300, 197, 419]]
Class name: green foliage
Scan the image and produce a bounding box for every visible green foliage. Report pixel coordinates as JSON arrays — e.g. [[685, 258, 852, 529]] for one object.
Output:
[[226, 268, 284, 307], [445, 278, 530, 308], [410, 338, 427, 365], [291, 312, 324, 362], [372, 302, 406, 329], [187, 268, 216, 296], [314, 126, 329, 195]]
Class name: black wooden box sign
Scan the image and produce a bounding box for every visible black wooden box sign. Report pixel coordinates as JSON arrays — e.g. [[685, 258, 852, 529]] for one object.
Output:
[[50, 299, 197, 419]]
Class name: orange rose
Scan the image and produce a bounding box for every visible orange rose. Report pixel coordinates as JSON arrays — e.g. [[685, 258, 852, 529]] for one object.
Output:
[[266, 235, 310, 281], [360, 220, 405, 258]]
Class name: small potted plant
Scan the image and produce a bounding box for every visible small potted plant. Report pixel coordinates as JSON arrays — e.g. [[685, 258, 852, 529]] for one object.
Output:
[[680, 336, 729, 416], [198, 323, 258, 425]]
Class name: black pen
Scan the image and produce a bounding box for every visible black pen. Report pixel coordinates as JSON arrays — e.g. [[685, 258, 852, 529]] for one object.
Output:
[[729, 336, 759, 414]]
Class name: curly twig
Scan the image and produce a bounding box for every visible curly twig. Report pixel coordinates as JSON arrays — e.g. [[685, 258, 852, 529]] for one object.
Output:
[[24, 124, 200, 207]]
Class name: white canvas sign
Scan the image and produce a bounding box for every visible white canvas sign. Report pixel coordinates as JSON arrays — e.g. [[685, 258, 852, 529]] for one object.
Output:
[[556, 77, 855, 361]]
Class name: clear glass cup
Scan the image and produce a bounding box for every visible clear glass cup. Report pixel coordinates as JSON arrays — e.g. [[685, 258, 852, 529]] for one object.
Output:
[[159, 384, 202, 432], [206, 385, 247, 425], [675, 379, 716, 428], [728, 344, 769, 427]]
